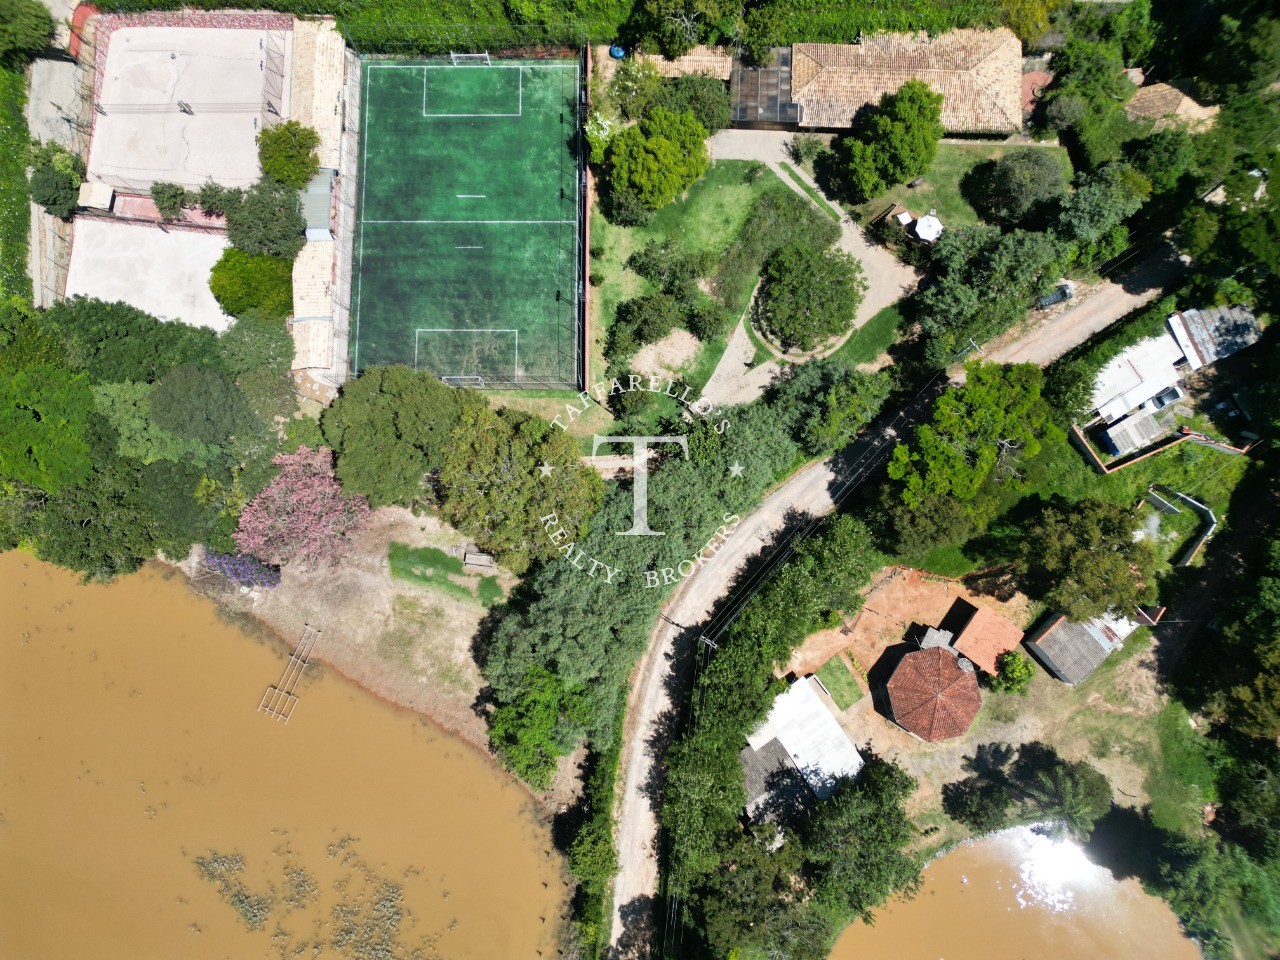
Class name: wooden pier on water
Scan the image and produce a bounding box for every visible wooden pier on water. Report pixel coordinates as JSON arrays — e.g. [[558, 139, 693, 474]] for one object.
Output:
[[259, 624, 320, 723]]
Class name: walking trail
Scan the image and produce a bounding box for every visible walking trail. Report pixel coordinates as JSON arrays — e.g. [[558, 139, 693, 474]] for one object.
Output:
[[698, 131, 920, 409]]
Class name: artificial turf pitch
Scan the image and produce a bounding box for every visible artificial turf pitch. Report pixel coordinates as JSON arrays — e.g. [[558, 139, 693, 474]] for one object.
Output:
[[353, 59, 582, 386]]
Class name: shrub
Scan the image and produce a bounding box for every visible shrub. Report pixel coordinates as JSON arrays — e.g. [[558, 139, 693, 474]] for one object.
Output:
[[196, 180, 238, 217], [990, 650, 1036, 695], [203, 548, 281, 588], [256, 120, 321, 189], [150, 181, 190, 219], [608, 57, 661, 120], [209, 248, 294, 320], [652, 75, 731, 133], [755, 243, 866, 351], [790, 133, 826, 165], [605, 108, 708, 215]]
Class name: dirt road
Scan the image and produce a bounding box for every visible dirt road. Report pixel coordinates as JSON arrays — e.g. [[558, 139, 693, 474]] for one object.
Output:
[[608, 398, 931, 957], [984, 238, 1186, 367]]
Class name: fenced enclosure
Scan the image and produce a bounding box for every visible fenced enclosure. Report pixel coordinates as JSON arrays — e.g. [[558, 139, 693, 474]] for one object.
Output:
[[350, 46, 585, 388]]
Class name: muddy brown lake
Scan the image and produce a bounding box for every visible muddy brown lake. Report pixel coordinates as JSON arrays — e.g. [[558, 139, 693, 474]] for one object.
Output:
[[0, 552, 561, 958], [830, 825, 1202, 960]]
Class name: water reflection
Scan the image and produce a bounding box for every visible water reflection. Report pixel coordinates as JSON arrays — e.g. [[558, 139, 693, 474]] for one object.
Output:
[[830, 826, 1201, 960]]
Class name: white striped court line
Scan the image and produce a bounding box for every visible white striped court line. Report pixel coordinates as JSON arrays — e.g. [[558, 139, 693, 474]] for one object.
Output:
[[361, 219, 577, 224], [455, 245, 483, 249], [456, 194, 487, 198]]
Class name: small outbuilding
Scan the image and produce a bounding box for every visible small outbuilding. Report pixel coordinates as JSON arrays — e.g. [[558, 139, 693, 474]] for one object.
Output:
[[886, 647, 982, 742], [1024, 611, 1141, 684], [952, 603, 1023, 675]]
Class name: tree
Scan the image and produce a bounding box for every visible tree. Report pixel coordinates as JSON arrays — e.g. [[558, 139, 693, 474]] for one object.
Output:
[[942, 774, 1014, 831], [92, 380, 218, 468], [971, 149, 1070, 227], [1000, 0, 1067, 43], [888, 361, 1047, 509], [0, 363, 93, 492], [321, 365, 487, 507], [799, 756, 922, 919], [1019, 758, 1112, 840], [233, 446, 370, 567], [607, 292, 685, 360], [606, 108, 709, 215], [30, 419, 206, 580], [209, 248, 294, 320], [488, 666, 582, 789], [0, 0, 52, 66], [39, 296, 220, 384], [1016, 498, 1156, 621], [150, 181, 190, 219], [607, 56, 662, 120], [256, 120, 321, 189], [1055, 162, 1150, 250], [1126, 129, 1196, 195], [28, 164, 79, 219], [150, 364, 253, 446], [439, 406, 604, 574], [838, 79, 944, 201], [769, 360, 891, 455], [991, 649, 1036, 695], [224, 178, 306, 260], [754, 243, 866, 351]]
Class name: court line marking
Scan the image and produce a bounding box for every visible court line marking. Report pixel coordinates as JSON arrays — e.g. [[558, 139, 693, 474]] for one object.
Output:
[[415, 327, 519, 382], [415, 63, 523, 118], [361, 219, 577, 224]]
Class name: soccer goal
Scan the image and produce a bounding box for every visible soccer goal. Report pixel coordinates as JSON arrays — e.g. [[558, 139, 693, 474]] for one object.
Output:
[[450, 51, 492, 66]]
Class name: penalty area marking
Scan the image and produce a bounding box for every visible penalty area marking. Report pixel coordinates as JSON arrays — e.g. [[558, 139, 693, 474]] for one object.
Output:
[[415, 328, 519, 381]]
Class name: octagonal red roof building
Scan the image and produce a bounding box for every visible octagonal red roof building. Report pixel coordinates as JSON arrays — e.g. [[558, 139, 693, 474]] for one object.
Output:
[[886, 647, 982, 741]]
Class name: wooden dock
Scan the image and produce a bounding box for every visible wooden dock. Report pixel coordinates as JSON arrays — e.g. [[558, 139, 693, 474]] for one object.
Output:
[[259, 624, 320, 723]]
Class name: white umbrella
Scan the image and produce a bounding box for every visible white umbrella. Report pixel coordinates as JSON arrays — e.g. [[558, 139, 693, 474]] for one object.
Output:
[[915, 214, 944, 243]]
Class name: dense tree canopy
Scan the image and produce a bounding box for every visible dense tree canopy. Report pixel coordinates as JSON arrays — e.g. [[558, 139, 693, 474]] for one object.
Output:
[[150, 364, 253, 446], [439, 406, 604, 574], [39, 297, 220, 384], [971, 148, 1070, 227], [321, 365, 488, 507], [754, 242, 866, 350], [92, 381, 219, 468], [209, 249, 294, 320], [1016, 498, 1157, 621], [0, 0, 53, 66], [225, 178, 306, 261], [605, 107, 709, 218], [889, 361, 1047, 509], [0, 362, 92, 492]]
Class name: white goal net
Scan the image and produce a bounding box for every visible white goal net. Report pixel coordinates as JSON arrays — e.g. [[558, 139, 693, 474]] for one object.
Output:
[[450, 51, 492, 66]]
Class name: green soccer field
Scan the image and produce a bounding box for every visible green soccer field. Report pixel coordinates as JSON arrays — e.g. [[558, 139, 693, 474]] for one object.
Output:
[[353, 59, 583, 387]]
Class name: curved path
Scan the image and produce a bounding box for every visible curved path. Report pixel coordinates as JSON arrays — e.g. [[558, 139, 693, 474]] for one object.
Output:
[[607, 397, 931, 957]]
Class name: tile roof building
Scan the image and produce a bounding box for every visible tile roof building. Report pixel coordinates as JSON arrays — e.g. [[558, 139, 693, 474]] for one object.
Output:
[[790, 29, 1023, 133], [1024, 611, 1141, 684], [953, 604, 1025, 676], [741, 675, 864, 818], [1126, 81, 1220, 132], [886, 647, 982, 741]]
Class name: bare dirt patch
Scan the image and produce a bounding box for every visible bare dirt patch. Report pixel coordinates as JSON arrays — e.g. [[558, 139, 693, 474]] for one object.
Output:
[[631, 328, 701, 380], [208, 508, 504, 752], [784, 566, 1163, 850]]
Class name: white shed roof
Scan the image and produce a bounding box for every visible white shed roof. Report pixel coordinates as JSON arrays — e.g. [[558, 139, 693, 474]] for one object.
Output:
[[746, 676, 863, 798], [1091, 333, 1185, 423]]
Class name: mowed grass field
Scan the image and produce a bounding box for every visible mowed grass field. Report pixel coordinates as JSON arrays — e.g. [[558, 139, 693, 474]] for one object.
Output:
[[353, 60, 582, 386]]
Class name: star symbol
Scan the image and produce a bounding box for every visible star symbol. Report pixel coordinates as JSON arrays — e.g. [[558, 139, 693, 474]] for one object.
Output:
[[728, 461, 745, 478], [538, 462, 555, 477]]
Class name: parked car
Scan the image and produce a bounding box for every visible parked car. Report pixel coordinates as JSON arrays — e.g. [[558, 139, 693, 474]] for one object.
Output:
[[1035, 283, 1073, 309], [1152, 386, 1183, 409]]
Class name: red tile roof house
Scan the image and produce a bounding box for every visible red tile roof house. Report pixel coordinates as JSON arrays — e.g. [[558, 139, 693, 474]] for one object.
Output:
[[886, 647, 982, 742], [952, 604, 1025, 676]]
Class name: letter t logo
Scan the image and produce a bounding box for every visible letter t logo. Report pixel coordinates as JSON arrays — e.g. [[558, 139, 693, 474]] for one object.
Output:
[[592, 435, 689, 536]]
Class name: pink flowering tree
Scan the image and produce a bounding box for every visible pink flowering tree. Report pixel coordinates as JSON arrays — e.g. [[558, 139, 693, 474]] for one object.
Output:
[[233, 446, 370, 568]]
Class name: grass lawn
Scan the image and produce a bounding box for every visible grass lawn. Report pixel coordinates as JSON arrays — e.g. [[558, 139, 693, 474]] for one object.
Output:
[[853, 143, 1073, 228], [816, 656, 864, 710], [0, 67, 32, 300], [484, 389, 615, 453], [387, 542, 505, 607], [828, 303, 905, 368], [777, 161, 842, 221], [590, 160, 787, 393]]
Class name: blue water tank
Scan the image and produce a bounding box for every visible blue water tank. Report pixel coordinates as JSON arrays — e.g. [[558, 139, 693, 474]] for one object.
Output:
[[609, 44, 626, 60]]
